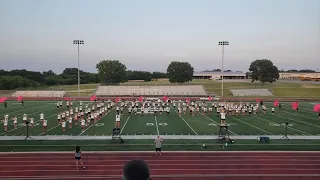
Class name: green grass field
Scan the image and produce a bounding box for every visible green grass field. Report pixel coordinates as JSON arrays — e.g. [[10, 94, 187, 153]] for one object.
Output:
[[2, 139, 320, 152], [0, 101, 319, 137]]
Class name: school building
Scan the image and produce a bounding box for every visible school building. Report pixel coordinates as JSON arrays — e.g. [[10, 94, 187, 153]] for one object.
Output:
[[193, 72, 247, 80]]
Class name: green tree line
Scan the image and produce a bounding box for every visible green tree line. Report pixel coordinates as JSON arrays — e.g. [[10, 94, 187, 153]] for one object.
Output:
[[1, 58, 282, 90], [0, 67, 168, 90]]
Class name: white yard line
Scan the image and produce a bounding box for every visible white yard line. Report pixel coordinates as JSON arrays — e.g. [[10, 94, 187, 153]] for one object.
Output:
[[0, 112, 57, 136], [275, 114, 320, 128], [230, 116, 273, 135], [37, 124, 60, 136], [78, 110, 113, 136], [174, 110, 198, 135], [202, 115, 237, 135], [154, 116, 160, 135], [253, 115, 312, 135], [0, 103, 51, 117], [281, 110, 319, 120], [2, 104, 53, 121], [120, 116, 131, 134]]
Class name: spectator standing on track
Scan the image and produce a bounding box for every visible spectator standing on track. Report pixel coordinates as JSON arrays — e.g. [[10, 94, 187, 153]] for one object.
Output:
[[123, 160, 151, 180], [154, 136, 163, 157], [75, 146, 86, 170]]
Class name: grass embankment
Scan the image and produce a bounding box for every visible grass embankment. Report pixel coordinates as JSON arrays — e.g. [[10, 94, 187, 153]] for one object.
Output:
[[123, 80, 320, 97], [30, 80, 320, 97], [2, 139, 320, 152]]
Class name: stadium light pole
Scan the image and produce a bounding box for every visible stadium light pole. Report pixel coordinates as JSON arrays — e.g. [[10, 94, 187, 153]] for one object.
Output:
[[73, 40, 84, 96], [218, 41, 229, 97]]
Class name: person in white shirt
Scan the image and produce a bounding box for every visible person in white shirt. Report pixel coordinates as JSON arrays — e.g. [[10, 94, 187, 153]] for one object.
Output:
[[262, 105, 267, 115], [62, 120, 66, 134], [220, 109, 226, 126], [23, 114, 27, 124], [94, 112, 98, 122], [12, 116, 18, 129], [115, 113, 121, 128], [81, 119, 86, 132], [40, 113, 44, 121], [74, 113, 78, 125], [29, 117, 34, 128], [178, 107, 182, 116], [166, 107, 170, 115], [87, 116, 91, 126], [57, 114, 61, 124], [68, 117, 73, 129], [42, 119, 47, 133], [3, 115, 9, 132], [271, 107, 275, 115]]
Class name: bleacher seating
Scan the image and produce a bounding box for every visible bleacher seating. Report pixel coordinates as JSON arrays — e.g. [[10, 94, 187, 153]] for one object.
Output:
[[11, 91, 66, 97], [230, 89, 273, 96], [95, 85, 207, 96]]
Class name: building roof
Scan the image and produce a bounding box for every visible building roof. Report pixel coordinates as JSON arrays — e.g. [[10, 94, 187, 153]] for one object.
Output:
[[194, 72, 246, 76]]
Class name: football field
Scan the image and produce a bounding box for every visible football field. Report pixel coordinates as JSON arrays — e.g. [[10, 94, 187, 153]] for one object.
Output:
[[0, 101, 319, 137]]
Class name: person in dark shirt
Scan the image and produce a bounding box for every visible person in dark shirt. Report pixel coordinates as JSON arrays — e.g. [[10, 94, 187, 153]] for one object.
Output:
[[123, 160, 151, 180]]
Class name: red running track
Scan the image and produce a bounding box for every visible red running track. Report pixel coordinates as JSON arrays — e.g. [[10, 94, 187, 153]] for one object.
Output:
[[0, 151, 320, 180]]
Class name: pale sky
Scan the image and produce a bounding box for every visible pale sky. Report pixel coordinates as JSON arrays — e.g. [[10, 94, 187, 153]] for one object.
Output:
[[0, 0, 319, 73]]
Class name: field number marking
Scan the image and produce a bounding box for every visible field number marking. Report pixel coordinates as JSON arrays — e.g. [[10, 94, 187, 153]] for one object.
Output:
[[95, 123, 104, 127], [146, 123, 168, 126], [269, 123, 294, 127], [17, 123, 39, 127], [208, 123, 236, 126], [159, 123, 167, 126], [208, 123, 217, 126]]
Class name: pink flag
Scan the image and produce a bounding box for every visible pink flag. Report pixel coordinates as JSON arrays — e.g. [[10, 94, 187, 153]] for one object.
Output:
[[208, 96, 213, 101], [0, 96, 7, 103], [90, 95, 97, 101], [17, 96, 23, 101], [186, 98, 190, 103], [256, 98, 261, 103], [292, 102, 299, 110], [273, 100, 279, 107], [313, 104, 320, 113], [115, 97, 121, 102], [64, 97, 70, 101], [163, 96, 168, 101], [139, 96, 143, 102]]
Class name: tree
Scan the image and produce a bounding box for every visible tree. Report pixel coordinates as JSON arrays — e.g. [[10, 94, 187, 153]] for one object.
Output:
[[166, 61, 194, 83], [299, 69, 315, 73], [249, 59, 279, 84], [151, 71, 167, 79], [127, 70, 152, 81], [43, 70, 56, 77], [96, 60, 127, 83]]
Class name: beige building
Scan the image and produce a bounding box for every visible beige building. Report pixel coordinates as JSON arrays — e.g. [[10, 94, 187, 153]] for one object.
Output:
[[279, 72, 320, 80], [193, 72, 246, 79]]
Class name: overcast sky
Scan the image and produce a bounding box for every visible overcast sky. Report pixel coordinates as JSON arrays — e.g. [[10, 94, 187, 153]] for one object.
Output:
[[0, 0, 319, 73]]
